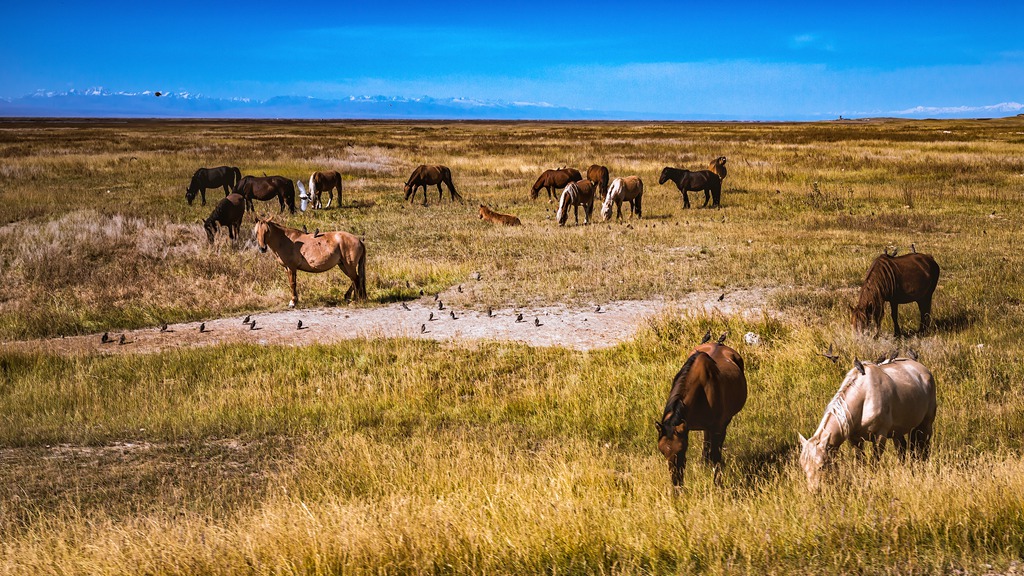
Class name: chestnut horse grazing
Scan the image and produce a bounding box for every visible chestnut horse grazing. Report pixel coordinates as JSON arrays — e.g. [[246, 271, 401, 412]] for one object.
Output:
[[531, 167, 582, 201], [852, 252, 940, 337], [203, 193, 245, 244], [587, 164, 610, 198], [658, 167, 722, 209], [186, 166, 241, 206], [657, 338, 747, 488], [479, 204, 521, 226], [600, 176, 644, 221], [254, 216, 366, 307], [555, 179, 597, 226], [236, 175, 296, 214], [404, 165, 461, 205], [308, 170, 343, 209], [708, 156, 728, 182], [799, 356, 936, 491]]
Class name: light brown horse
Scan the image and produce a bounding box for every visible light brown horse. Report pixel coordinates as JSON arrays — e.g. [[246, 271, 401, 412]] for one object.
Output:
[[600, 176, 644, 221], [404, 165, 461, 206], [308, 170, 343, 209], [852, 252, 940, 337], [708, 156, 728, 182], [203, 193, 245, 244], [236, 175, 296, 214], [531, 167, 583, 201], [799, 355, 936, 491], [253, 216, 366, 307], [555, 179, 597, 226], [479, 204, 521, 226], [587, 164, 610, 198], [657, 337, 747, 488]]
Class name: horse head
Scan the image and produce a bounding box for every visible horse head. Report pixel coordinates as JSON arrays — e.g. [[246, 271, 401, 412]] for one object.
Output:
[[797, 432, 827, 492], [656, 402, 689, 487], [555, 189, 571, 226], [253, 215, 272, 253], [600, 179, 621, 221], [202, 219, 218, 244], [185, 183, 199, 205], [658, 167, 672, 185]]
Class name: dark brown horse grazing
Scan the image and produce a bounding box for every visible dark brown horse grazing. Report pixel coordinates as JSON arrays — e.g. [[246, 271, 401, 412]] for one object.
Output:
[[587, 164, 610, 198], [659, 167, 723, 209], [203, 193, 245, 244], [657, 337, 747, 488], [531, 167, 583, 201], [708, 156, 728, 182], [236, 175, 296, 214], [852, 252, 940, 337], [186, 166, 241, 206], [308, 170, 343, 209], [404, 165, 461, 205], [254, 216, 366, 307]]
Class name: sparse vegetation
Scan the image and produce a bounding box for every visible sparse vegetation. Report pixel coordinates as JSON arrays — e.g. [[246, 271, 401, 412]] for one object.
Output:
[[1, 118, 1024, 574]]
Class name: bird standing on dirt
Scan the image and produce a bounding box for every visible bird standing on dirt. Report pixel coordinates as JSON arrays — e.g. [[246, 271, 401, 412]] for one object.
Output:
[[101, 332, 110, 344], [421, 324, 428, 333], [249, 320, 257, 331], [450, 311, 458, 320], [118, 334, 127, 345], [438, 301, 445, 310], [159, 323, 168, 332], [515, 313, 524, 323], [401, 303, 411, 311], [535, 317, 543, 327], [243, 315, 251, 324], [297, 320, 304, 330], [199, 323, 207, 333]]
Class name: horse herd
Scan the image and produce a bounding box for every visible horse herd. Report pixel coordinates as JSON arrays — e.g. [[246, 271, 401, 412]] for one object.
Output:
[[185, 158, 944, 491]]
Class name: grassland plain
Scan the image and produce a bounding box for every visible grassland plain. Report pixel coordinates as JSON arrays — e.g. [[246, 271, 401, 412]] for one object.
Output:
[[1, 118, 1024, 574]]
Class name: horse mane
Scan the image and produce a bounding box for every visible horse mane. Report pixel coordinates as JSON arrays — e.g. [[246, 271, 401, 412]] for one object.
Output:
[[661, 351, 718, 429], [857, 254, 898, 309]]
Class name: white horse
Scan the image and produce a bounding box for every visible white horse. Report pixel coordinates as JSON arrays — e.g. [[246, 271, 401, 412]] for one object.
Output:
[[798, 355, 936, 491], [600, 176, 644, 221], [555, 179, 596, 226]]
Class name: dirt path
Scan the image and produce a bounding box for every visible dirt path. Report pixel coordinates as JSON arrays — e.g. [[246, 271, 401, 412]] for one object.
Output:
[[1, 289, 775, 355]]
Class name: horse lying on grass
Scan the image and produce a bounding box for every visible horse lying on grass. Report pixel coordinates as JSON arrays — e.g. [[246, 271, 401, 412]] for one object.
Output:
[[478, 204, 521, 226]]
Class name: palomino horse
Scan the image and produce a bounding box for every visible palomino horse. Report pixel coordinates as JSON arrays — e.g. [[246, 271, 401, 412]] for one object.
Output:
[[600, 176, 644, 221], [404, 165, 461, 205], [853, 251, 940, 338], [479, 204, 521, 226], [236, 175, 296, 214], [308, 170, 343, 209], [531, 167, 582, 201], [658, 167, 722, 208], [203, 193, 245, 244], [253, 216, 366, 307], [708, 156, 728, 182], [555, 179, 597, 226], [799, 355, 936, 491], [186, 166, 241, 206], [657, 336, 747, 487], [587, 164, 610, 199]]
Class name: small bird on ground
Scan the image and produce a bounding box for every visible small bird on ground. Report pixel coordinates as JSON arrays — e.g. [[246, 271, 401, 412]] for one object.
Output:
[[428, 312, 435, 321], [438, 301, 445, 310], [487, 307, 494, 317], [515, 313, 524, 323], [159, 323, 168, 332], [450, 311, 458, 320], [434, 293, 439, 301], [421, 324, 428, 333], [420, 289, 425, 296], [243, 315, 251, 324], [595, 305, 603, 313], [719, 293, 726, 301], [700, 329, 712, 344], [101, 332, 110, 344], [199, 323, 207, 333], [118, 334, 127, 345], [297, 320, 304, 330], [401, 303, 411, 311], [535, 317, 543, 327], [457, 285, 463, 293], [249, 320, 257, 330]]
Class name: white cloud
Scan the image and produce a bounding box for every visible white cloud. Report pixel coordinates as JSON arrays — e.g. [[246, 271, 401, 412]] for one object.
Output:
[[892, 102, 1024, 115]]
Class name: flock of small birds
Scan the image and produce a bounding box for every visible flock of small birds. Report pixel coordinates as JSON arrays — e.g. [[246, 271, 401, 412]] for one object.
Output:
[[396, 295, 614, 331]]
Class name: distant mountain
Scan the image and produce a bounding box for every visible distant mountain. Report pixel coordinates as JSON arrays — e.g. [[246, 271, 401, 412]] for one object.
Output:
[[0, 88, 689, 120]]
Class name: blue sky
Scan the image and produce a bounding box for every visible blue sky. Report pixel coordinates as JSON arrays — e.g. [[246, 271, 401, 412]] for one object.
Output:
[[3, 1, 1023, 119]]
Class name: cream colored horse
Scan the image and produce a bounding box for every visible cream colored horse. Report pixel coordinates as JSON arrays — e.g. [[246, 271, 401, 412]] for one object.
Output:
[[600, 176, 644, 221], [799, 356, 936, 491], [254, 216, 366, 307]]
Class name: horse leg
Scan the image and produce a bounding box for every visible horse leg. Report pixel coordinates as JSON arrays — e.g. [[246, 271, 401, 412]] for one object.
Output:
[[910, 425, 932, 461], [893, 434, 908, 462], [278, 194, 286, 214], [437, 184, 443, 203], [712, 184, 722, 208], [420, 185, 428, 207], [681, 189, 690, 209], [850, 437, 867, 463], [918, 296, 933, 333], [584, 202, 592, 225], [871, 435, 887, 461], [200, 189, 207, 206], [701, 188, 710, 208], [573, 204, 579, 226], [890, 301, 902, 338], [616, 200, 623, 221], [634, 194, 643, 219], [703, 429, 726, 486], [288, 268, 298, 308], [223, 184, 230, 197]]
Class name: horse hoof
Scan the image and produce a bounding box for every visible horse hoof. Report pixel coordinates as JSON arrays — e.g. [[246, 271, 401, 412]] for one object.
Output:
[[288, 301, 296, 308]]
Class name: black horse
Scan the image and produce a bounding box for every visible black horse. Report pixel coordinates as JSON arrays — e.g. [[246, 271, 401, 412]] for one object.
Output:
[[186, 166, 242, 206], [236, 175, 296, 214], [658, 167, 722, 208]]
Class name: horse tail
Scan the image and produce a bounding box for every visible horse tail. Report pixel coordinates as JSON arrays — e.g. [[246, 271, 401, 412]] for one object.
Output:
[[231, 167, 241, 191], [308, 172, 317, 202], [285, 179, 296, 214], [356, 245, 367, 300], [444, 167, 462, 201]]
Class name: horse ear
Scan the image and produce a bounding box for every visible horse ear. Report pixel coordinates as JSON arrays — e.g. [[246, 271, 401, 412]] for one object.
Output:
[[854, 358, 865, 375], [798, 433, 808, 448]]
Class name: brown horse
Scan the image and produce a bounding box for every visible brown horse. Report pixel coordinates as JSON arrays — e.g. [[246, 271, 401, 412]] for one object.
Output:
[[185, 166, 241, 206], [404, 165, 461, 205], [479, 204, 521, 226], [852, 252, 940, 337], [600, 176, 644, 221], [555, 179, 597, 226], [587, 164, 610, 198], [657, 337, 747, 487], [531, 167, 582, 201], [203, 193, 245, 244], [708, 156, 728, 182], [254, 216, 366, 307], [236, 175, 296, 214], [308, 170, 343, 209], [658, 167, 722, 208]]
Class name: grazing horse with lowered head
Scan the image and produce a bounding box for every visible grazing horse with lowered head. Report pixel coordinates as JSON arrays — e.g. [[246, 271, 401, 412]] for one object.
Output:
[[253, 216, 366, 307], [852, 251, 940, 337], [600, 176, 644, 221], [404, 165, 461, 205], [531, 167, 583, 201], [308, 170, 343, 209], [587, 164, 610, 198], [708, 156, 728, 182], [798, 355, 936, 491], [186, 166, 241, 206], [556, 179, 597, 226], [479, 204, 521, 226], [658, 167, 722, 209], [203, 193, 245, 244], [236, 175, 296, 214], [657, 335, 747, 488]]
